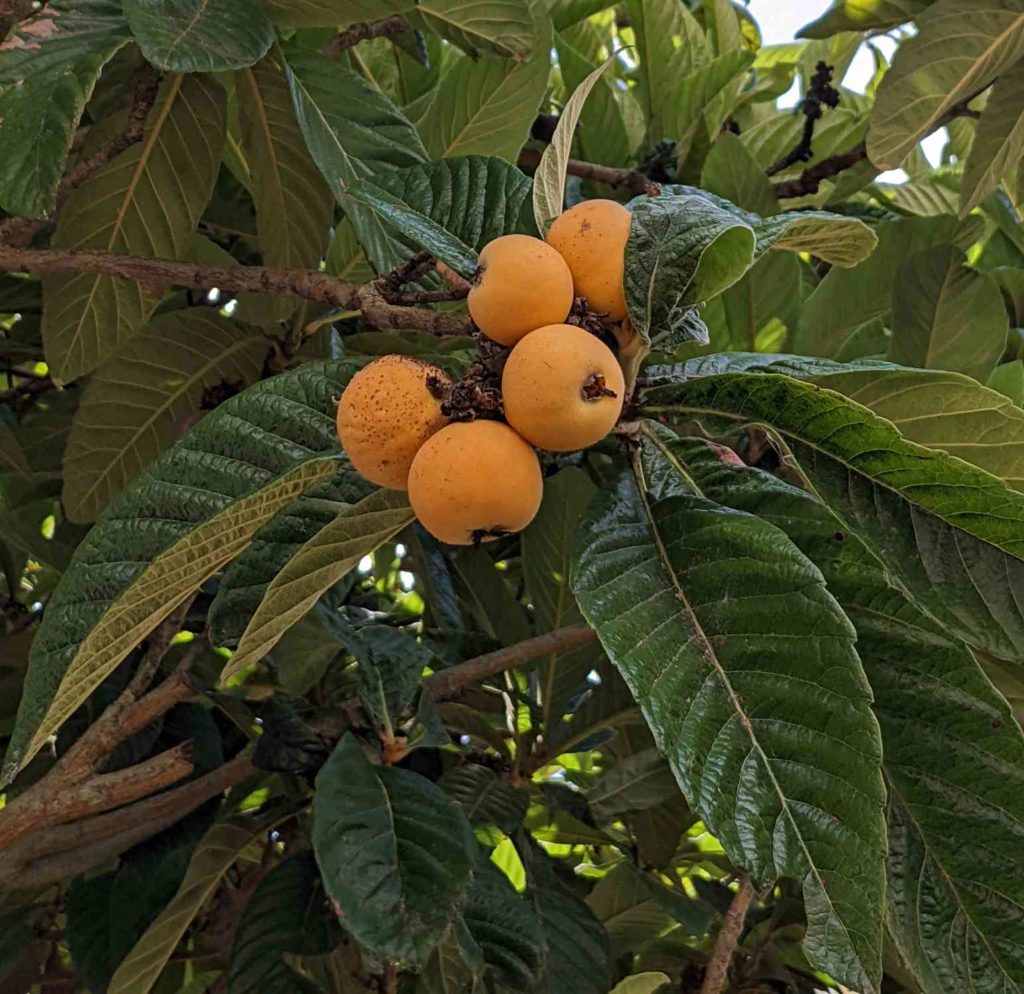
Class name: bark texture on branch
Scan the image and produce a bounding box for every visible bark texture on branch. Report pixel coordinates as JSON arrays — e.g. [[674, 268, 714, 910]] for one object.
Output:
[[321, 14, 410, 56], [700, 874, 754, 994], [517, 148, 660, 198]]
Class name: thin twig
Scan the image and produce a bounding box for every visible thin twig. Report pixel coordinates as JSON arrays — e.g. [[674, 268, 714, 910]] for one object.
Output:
[[517, 148, 660, 198], [321, 14, 410, 56], [424, 624, 596, 701], [0, 376, 56, 405], [0, 246, 473, 336], [766, 61, 840, 177], [700, 874, 754, 994], [0, 64, 162, 247]]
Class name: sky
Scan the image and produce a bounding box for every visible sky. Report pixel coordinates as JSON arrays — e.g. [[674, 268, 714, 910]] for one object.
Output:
[[745, 0, 941, 176]]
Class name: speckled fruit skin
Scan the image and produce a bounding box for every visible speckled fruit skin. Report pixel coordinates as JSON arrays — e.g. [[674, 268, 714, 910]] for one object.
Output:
[[502, 323, 625, 452], [336, 355, 450, 491], [408, 420, 543, 545], [467, 234, 574, 346], [546, 199, 630, 321]]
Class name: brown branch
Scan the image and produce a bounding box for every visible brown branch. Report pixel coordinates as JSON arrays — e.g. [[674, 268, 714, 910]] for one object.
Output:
[[321, 14, 411, 56], [0, 64, 162, 247], [0, 0, 37, 42], [0, 376, 56, 406], [700, 874, 754, 994], [424, 624, 597, 701], [0, 247, 472, 336], [517, 148, 660, 198], [766, 61, 841, 177]]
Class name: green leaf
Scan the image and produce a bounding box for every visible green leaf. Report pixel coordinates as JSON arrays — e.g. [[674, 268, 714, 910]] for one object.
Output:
[[228, 852, 339, 994], [42, 74, 225, 382], [440, 764, 529, 831], [283, 47, 427, 273], [799, 0, 933, 38], [532, 55, 615, 234], [413, 39, 550, 162], [235, 52, 334, 319], [624, 193, 754, 343], [521, 841, 611, 994], [701, 132, 779, 216], [4, 360, 360, 784], [988, 359, 1024, 404], [674, 436, 1024, 994], [586, 748, 679, 822], [522, 468, 600, 726], [124, 0, 274, 71], [626, 0, 710, 143], [610, 974, 671, 994], [0, 0, 130, 219], [889, 244, 1008, 379], [867, 0, 1024, 169], [312, 734, 475, 967], [960, 59, 1024, 214], [572, 430, 887, 992], [261, 0, 413, 27], [62, 311, 269, 523], [109, 816, 276, 994], [0, 421, 29, 477], [209, 470, 374, 648], [410, 0, 536, 58], [344, 181, 479, 278], [641, 368, 1024, 664], [219, 489, 414, 684]]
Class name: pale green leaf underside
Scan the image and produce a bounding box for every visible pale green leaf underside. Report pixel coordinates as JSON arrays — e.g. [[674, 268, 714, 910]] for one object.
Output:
[[220, 489, 415, 684], [572, 435, 886, 992]]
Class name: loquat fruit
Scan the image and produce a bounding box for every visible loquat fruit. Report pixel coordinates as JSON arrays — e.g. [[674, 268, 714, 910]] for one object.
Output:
[[336, 355, 450, 491], [408, 420, 543, 545], [502, 323, 625, 452], [546, 199, 630, 321], [468, 234, 574, 346]]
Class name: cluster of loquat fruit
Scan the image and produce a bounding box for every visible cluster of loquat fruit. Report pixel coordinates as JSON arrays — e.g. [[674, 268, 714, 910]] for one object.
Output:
[[336, 199, 635, 545]]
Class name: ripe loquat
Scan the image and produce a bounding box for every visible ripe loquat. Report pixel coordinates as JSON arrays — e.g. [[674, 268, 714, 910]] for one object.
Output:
[[502, 323, 625, 452], [467, 234, 574, 346], [408, 420, 543, 544], [336, 355, 450, 491], [546, 199, 630, 321]]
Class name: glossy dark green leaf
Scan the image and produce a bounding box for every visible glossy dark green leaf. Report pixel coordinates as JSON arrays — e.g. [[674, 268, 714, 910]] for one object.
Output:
[[228, 852, 339, 993], [4, 361, 359, 785], [572, 432, 887, 992], [586, 748, 679, 822], [312, 734, 475, 967], [0, 0, 130, 219], [439, 764, 529, 830], [672, 434, 1024, 994], [253, 697, 329, 774], [124, 0, 274, 71], [641, 368, 1024, 664]]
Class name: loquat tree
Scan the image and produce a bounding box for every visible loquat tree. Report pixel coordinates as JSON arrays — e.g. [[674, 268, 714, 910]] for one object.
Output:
[[1, 1, 1024, 993]]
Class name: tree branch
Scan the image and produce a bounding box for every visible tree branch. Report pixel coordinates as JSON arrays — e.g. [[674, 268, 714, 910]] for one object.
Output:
[[0, 63, 162, 247], [0, 376, 57, 406], [424, 624, 597, 701], [517, 148, 660, 198], [321, 14, 411, 56], [0, 246, 473, 335], [700, 874, 754, 994], [766, 61, 840, 177]]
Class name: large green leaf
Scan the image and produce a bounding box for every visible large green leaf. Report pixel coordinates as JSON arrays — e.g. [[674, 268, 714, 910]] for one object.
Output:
[[532, 56, 615, 233], [0, 0, 130, 219], [108, 816, 275, 994], [261, 0, 412, 26], [123, 0, 274, 71], [410, 0, 536, 58], [413, 40, 549, 162], [799, 0, 934, 38], [586, 748, 679, 823], [220, 490, 414, 684], [3, 361, 359, 785], [234, 52, 334, 319], [522, 468, 601, 726], [867, 0, 1024, 169], [960, 59, 1024, 214], [641, 368, 1024, 664], [889, 244, 1008, 379], [440, 764, 529, 831], [227, 851, 339, 993], [675, 436, 1024, 994], [571, 431, 887, 992], [62, 311, 269, 523], [42, 74, 225, 382], [209, 470, 376, 648], [312, 734, 475, 967]]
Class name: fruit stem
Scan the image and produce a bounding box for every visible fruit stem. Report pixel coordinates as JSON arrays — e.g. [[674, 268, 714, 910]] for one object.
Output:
[[581, 372, 618, 402]]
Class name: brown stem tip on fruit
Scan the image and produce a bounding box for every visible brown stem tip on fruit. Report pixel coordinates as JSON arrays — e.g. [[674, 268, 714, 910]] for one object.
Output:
[[581, 373, 618, 402]]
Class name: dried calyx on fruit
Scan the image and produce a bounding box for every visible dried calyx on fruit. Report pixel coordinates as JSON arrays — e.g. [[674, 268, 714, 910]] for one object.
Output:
[[467, 234, 574, 345], [335, 355, 450, 491], [502, 324, 625, 452]]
